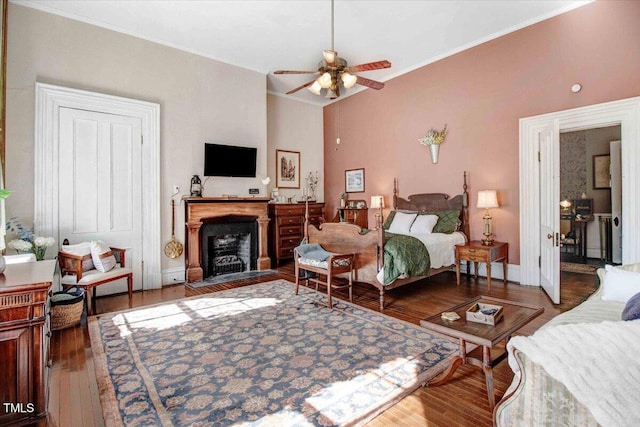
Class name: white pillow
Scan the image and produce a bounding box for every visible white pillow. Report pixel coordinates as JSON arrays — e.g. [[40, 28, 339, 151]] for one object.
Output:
[[409, 214, 439, 234], [61, 242, 94, 271], [601, 264, 640, 303], [90, 240, 117, 272], [388, 212, 417, 234]]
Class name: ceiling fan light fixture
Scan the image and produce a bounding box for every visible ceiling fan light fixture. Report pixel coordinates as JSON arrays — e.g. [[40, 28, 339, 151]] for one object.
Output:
[[318, 72, 333, 89], [325, 89, 337, 99], [308, 80, 322, 95], [341, 72, 357, 89], [323, 50, 337, 64]]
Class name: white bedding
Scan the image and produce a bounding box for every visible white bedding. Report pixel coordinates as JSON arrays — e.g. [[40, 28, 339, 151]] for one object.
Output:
[[376, 231, 466, 284]]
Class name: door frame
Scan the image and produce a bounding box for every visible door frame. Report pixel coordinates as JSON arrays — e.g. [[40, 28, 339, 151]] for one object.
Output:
[[34, 83, 162, 289], [520, 96, 640, 288]]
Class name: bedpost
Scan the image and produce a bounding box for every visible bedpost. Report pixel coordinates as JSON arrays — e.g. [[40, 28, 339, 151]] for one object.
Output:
[[462, 171, 470, 239], [304, 198, 310, 242], [393, 178, 398, 210]]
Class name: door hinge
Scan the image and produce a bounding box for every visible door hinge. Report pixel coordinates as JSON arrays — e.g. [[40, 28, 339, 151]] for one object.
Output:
[[141, 135, 144, 145], [538, 255, 541, 267], [537, 151, 541, 162], [141, 260, 144, 271]]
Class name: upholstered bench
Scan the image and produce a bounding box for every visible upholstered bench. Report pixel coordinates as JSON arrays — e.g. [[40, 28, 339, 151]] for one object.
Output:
[[294, 243, 354, 309]]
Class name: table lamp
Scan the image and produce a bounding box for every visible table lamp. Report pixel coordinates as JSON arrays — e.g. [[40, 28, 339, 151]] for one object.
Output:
[[477, 190, 499, 245], [370, 195, 385, 229]]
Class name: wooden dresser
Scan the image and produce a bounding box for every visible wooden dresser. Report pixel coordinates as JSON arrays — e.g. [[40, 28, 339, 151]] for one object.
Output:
[[0, 260, 56, 427], [268, 202, 325, 265]]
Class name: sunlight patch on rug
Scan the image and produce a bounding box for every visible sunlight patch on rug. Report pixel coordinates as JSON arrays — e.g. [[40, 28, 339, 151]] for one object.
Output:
[[89, 280, 457, 426]]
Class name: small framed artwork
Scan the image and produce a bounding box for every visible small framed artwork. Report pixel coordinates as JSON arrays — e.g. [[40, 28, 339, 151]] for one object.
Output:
[[345, 168, 365, 193], [593, 154, 611, 189], [276, 149, 300, 188]]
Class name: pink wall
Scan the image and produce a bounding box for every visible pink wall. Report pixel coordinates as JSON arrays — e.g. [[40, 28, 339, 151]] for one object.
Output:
[[323, 0, 640, 264]]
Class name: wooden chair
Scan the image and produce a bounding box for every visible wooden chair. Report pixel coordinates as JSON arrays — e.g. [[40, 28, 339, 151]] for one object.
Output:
[[294, 245, 355, 309], [58, 242, 133, 315]]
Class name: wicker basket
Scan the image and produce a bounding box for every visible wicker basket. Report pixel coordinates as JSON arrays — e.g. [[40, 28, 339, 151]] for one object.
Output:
[[50, 288, 85, 331]]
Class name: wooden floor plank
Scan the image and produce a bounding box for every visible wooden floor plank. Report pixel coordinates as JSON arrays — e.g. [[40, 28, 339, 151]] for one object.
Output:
[[47, 265, 598, 427]]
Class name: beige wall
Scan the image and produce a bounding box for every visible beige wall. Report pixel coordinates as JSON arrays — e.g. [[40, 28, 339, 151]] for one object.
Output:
[[5, 4, 267, 272], [323, 0, 640, 265], [267, 95, 324, 202]]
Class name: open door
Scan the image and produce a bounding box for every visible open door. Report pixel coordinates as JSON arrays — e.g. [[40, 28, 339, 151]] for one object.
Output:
[[610, 140, 622, 263], [540, 122, 561, 303]]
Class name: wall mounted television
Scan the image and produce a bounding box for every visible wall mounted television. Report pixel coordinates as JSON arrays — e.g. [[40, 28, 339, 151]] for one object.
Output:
[[204, 143, 257, 177]]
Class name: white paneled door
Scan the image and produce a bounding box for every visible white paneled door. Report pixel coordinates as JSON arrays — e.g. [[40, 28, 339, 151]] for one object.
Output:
[[58, 107, 143, 295], [539, 121, 560, 304], [610, 140, 622, 263]]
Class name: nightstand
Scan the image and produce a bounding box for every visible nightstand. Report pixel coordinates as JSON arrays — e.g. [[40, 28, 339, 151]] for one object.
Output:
[[455, 241, 508, 291]]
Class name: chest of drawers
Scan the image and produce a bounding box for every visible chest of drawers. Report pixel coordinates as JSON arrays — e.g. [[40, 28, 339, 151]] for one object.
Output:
[[268, 203, 324, 264], [0, 260, 56, 427]]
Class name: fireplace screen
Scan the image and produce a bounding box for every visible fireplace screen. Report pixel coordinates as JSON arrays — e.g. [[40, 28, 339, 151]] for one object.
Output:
[[200, 216, 258, 278]]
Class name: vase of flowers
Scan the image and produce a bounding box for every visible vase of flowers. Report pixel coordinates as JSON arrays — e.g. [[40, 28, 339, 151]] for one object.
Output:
[[6, 217, 55, 261], [340, 192, 347, 208], [418, 124, 448, 164]]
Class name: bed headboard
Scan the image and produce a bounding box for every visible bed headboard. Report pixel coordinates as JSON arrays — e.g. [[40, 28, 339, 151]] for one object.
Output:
[[392, 171, 470, 238]]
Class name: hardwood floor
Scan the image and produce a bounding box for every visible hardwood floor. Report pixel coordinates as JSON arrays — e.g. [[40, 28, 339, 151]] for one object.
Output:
[[47, 264, 599, 427]]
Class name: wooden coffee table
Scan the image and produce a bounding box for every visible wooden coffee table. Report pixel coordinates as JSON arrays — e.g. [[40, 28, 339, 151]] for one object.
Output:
[[420, 296, 543, 409]]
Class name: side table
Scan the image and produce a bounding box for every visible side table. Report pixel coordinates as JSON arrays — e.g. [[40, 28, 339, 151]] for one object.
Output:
[[456, 241, 508, 291]]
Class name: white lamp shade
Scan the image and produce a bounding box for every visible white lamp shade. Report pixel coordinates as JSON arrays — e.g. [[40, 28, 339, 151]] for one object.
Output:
[[370, 195, 385, 209], [560, 199, 572, 208], [342, 72, 357, 89], [477, 190, 499, 209], [308, 80, 322, 95], [318, 72, 333, 89], [323, 50, 337, 64]]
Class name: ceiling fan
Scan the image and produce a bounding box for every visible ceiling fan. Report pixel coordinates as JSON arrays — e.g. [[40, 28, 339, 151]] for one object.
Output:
[[274, 0, 391, 100]]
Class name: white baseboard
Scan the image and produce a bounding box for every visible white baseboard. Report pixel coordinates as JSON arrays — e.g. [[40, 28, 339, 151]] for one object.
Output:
[[459, 261, 522, 285], [162, 267, 186, 286]]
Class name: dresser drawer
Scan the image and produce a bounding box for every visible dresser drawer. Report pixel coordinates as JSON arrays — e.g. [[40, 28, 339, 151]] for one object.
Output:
[[279, 224, 302, 236], [279, 236, 302, 250], [457, 246, 490, 262], [273, 206, 305, 216], [278, 215, 303, 226]]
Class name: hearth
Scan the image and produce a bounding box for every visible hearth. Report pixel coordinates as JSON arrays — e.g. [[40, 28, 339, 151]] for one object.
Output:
[[201, 215, 258, 278]]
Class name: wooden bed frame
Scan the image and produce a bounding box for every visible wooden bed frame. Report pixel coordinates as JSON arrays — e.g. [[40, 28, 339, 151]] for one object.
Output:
[[304, 172, 469, 311]]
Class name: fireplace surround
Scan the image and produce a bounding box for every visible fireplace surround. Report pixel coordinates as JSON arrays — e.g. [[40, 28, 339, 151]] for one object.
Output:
[[184, 197, 271, 282]]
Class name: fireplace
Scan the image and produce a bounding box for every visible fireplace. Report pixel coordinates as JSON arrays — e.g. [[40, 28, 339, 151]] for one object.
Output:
[[184, 198, 271, 283], [201, 215, 258, 278]]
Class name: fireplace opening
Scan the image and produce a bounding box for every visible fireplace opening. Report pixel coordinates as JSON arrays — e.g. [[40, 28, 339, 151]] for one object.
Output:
[[200, 215, 258, 278]]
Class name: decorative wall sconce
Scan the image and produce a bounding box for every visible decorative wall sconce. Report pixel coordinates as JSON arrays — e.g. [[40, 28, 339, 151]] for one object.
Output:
[[418, 124, 447, 164]]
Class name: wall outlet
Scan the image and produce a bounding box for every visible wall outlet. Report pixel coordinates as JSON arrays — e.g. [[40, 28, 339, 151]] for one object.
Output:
[[173, 185, 180, 194]]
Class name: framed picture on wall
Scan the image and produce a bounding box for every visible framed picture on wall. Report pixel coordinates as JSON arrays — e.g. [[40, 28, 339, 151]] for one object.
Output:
[[345, 168, 365, 193], [593, 154, 611, 189], [276, 149, 300, 188]]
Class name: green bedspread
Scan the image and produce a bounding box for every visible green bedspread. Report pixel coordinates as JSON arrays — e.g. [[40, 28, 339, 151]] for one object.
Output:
[[383, 232, 431, 285]]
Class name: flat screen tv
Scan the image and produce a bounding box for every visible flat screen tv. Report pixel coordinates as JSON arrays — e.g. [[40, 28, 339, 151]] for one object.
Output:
[[204, 143, 257, 177]]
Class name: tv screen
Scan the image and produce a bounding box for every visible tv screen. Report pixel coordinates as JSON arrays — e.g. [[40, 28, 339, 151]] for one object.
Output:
[[204, 143, 257, 177]]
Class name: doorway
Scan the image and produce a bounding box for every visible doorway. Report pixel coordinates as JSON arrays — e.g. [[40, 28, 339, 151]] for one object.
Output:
[[559, 126, 621, 268], [34, 83, 162, 290], [520, 96, 640, 304]]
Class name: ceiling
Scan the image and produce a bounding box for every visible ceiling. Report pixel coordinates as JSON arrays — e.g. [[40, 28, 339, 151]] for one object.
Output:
[[15, 0, 591, 106]]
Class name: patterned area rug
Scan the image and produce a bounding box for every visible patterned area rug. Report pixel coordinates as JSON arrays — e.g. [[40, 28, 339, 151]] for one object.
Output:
[[560, 262, 598, 275], [89, 280, 457, 426]]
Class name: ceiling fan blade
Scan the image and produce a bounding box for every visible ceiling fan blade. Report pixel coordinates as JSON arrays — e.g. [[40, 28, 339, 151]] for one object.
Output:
[[356, 76, 385, 90], [286, 80, 316, 95], [274, 70, 319, 75], [346, 60, 391, 73]]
